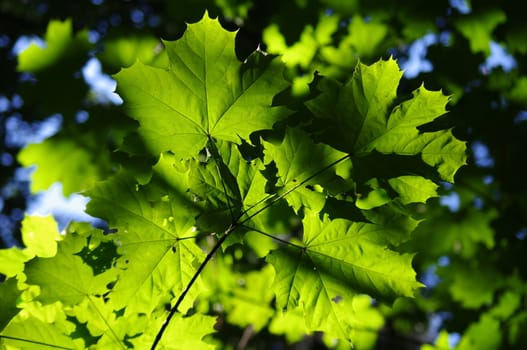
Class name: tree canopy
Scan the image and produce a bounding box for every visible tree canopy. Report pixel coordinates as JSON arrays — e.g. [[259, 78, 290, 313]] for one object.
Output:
[[1, 1, 526, 349]]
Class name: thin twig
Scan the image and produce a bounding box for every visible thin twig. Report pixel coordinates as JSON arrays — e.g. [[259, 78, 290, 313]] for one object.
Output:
[[240, 224, 304, 250], [236, 325, 254, 350], [150, 224, 235, 349]]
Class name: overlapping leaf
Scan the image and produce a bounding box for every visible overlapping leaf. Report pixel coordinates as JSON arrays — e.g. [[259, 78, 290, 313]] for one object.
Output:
[[267, 210, 422, 340], [3, 11, 472, 350], [24, 232, 116, 306], [306, 57, 466, 182], [263, 127, 349, 212], [183, 140, 293, 238], [115, 12, 290, 158], [86, 171, 205, 314], [0, 278, 21, 332]]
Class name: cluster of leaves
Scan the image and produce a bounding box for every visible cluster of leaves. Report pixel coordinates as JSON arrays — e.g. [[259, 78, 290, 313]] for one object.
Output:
[[3, 0, 527, 349], [0, 12, 468, 350]]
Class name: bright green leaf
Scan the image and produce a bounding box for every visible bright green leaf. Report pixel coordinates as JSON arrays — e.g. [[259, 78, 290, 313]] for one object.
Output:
[[98, 35, 168, 71], [222, 264, 275, 332], [457, 314, 502, 350], [115, 12, 290, 158], [345, 15, 388, 58], [0, 315, 81, 350], [421, 330, 453, 350], [356, 179, 390, 210], [130, 312, 216, 350], [269, 307, 309, 343], [0, 248, 33, 278], [489, 290, 521, 320], [21, 215, 60, 258], [267, 210, 421, 340]]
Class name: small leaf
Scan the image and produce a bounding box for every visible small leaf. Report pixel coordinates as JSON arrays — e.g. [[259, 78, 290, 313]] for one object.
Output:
[[448, 263, 502, 309], [21, 215, 60, 258], [454, 8, 506, 55], [456, 314, 502, 350], [17, 19, 91, 72], [0, 248, 33, 278], [388, 175, 438, 204], [263, 127, 348, 212]]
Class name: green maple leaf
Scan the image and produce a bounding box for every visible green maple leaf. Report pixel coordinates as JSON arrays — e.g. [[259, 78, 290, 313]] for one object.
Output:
[[115, 12, 290, 158], [16, 19, 92, 118], [267, 210, 421, 340], [387, 176, 438, 204], [457, 314, 502, 350], [447, 262, 502, 309], [306, 57, 466, 182], [97, 35, 168, 71], [86, 171, 205, 314]]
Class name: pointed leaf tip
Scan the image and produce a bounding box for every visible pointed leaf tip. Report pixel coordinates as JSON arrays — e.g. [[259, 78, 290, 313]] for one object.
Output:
[[115, 13, 289, 158]]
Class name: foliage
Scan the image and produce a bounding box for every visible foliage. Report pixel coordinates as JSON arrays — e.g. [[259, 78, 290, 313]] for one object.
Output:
[[1, 1, 527, 349]]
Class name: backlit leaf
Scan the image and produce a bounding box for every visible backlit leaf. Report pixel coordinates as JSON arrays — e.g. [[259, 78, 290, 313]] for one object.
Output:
[[267, 210, 422, 340], [21, 215, 60, 258], [86, 172, 205, 314], [115, 12, 290, 158], [24, 232, 116, 306], [306, 57, 466, 182]]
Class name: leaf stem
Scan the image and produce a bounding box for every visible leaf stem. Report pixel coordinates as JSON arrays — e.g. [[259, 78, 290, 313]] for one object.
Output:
[[240, 224, 304, 250], [0, 335, 74, 350]]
